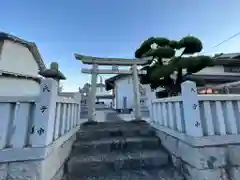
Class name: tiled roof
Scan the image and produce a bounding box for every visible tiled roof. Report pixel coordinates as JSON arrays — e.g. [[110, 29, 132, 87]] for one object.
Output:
[[213, 52, 240, 59], [0, 70, 41, 83], [0, 32, 46, 71], [213, 52, 240, 65]]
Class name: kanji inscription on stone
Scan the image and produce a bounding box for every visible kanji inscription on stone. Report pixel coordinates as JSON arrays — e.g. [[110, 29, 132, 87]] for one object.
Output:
[[191, 88, 196, 92], [195, 121, 200, 127], [37, 128, 44, 135], [30, 126, 45, 135], [40, 105, 48, 113], [42, 84, 50, 92], [30, 126, 35, 134], [192, 104, 197, 110]]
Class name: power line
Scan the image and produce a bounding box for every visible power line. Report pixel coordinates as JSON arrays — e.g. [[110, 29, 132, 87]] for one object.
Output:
[[201, 31, 240, 55], [211, 31, 240, 49]]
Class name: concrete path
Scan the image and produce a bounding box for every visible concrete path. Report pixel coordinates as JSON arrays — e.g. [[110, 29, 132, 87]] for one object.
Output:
[[80, 108, 151, 122], [105, 111, 124, 121]]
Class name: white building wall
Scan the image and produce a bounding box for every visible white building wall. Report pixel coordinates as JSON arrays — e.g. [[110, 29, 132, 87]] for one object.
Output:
[[114, 76, 150, 109], [115, 76, 133, 109], [0, 40, 42, 96], [0, 40, 39, 77], [0, 77, 40, 96]]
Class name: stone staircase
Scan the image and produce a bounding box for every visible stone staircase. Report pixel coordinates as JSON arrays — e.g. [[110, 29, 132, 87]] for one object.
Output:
[[64, 120, 184, 179]]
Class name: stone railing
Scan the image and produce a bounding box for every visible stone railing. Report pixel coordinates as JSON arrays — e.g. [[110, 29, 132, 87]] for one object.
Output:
[[150, 81, 240, 137], [0, 78, 82, 180], [148, 81, 240, 179]]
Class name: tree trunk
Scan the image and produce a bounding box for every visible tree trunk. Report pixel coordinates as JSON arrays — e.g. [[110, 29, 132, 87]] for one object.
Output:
[[175, 68, 183, 94]]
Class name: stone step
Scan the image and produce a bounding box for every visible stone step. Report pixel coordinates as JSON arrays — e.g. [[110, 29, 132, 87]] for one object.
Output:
[[63, 167, 184, 180], [72, 137, 161, 154], [76, 126, 156, 141], [80, 120, 148, 130], [68, 150, 169, 177]]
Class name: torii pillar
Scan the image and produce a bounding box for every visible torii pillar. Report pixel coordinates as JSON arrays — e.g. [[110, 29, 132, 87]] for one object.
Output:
[[74, 54, 150, 121], [88, 64, 98, 121], [132, 64, 141, 119]]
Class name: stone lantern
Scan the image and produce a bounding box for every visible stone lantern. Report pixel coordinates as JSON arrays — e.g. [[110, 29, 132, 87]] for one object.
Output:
[[39, 62, 66, 93]]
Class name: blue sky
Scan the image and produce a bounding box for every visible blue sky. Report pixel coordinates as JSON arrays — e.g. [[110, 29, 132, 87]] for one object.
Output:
[[1, 0, 240, 91]]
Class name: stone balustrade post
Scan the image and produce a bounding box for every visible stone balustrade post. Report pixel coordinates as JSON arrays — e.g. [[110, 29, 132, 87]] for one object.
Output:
[[181, 81, 203, 137], [31, 78, 58, 147]]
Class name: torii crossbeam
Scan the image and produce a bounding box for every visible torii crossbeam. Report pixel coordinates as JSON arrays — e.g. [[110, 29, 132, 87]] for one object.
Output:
[[75, 53, 150, 121]]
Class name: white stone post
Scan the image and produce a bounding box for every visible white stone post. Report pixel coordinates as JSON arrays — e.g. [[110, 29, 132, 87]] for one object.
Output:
[[146, 85, 155, 123], [181, 81, 203, 137], [31, 78, 58, 147], [88, 64, 98, 121], [132, 64, 141, 120], [74, 92, 82, 125]]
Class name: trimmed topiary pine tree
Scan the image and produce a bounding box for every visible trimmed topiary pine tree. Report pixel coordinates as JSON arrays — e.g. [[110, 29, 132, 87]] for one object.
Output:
[[135, 36, 215, 97]]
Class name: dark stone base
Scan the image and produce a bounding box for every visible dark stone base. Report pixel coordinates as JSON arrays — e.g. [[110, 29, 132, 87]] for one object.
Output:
[[116, 109, 133, 113], [81, 121, 98, 127], [130, 119, 147, 124]]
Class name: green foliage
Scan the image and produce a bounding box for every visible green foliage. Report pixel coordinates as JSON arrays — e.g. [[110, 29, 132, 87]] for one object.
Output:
[[135, 36, 203, 59], [156, 90, 168, 98], [149, 63, 175, 80], [186, 56, 215, 74], [105, 80, 114, 91], [144, 47, 175, 59], [136, 36, 214, 94], [169, 40, 180, 49], [150, 81, 161, 89], [170, 56, 213, 70], [178, 36, 203, 54], [154, 37, 170, 47], [135, 37, 155, 58], [139, 74, 150, 84]]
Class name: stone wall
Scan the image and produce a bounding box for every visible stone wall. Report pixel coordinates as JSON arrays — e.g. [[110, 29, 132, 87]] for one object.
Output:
[[155, 129, 240, 180], [0, 131, 76, 180]]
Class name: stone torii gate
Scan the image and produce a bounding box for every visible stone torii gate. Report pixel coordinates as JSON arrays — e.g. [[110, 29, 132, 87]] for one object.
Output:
[[74, 54, 149, 121]]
